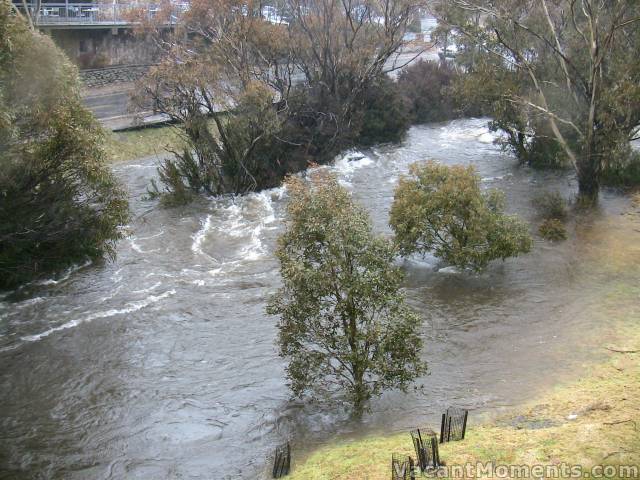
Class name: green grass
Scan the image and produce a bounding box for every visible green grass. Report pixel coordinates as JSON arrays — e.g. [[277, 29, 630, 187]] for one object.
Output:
[[288, 281, 640, 479], [103, 119, 223, 163], [286, 197, 640, 479], [104, 124, 188, 163], [289, 340, 640, 479]]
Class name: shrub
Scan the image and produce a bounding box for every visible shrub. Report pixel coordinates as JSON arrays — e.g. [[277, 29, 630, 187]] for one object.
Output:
[[397, 60, 460, 124], [520, 133, 569, 169], [539, 219, 568, 241], [452, 59, 573, 169], [533, 190, 569, 220], [491, 122, 570, 168], [600, 146, 640, 187], [147, 149, 198, 206], [533, 191, 569, 242], [390, 161, 532, 271], [356, 76, 412, 146], [0, 1, 128, 289]]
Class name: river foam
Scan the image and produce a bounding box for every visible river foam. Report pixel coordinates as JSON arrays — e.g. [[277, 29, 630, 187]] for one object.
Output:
[[21, 289, 176, 342], [191, 214, 218, 263]]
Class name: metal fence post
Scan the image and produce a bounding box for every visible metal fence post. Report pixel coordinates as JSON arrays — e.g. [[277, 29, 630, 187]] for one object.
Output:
[[461, 410, 468, 439]]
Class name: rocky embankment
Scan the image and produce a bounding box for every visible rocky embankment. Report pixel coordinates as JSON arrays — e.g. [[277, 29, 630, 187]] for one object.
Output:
[[80, 64, 152, 88]]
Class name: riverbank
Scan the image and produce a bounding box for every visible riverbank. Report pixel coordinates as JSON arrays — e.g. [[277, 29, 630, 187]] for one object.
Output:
[[103, 119, 226, 163], [287, 279, 640, 479]]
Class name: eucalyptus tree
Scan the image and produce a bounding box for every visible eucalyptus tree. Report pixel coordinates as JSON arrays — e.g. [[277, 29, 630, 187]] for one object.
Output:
[[267, 174, 425, 413], [434, 0, 640, 201], [0, 0, 128, 289]]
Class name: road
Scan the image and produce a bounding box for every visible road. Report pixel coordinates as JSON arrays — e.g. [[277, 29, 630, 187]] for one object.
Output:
[[385, 48, 439, 78], [82, 83, 169, 131], [83, 47, 438, 131], [83, 88, 132, 120]]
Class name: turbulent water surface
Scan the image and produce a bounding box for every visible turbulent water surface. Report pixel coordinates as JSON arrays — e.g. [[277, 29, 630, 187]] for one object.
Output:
[[1, 118, 639, 479]]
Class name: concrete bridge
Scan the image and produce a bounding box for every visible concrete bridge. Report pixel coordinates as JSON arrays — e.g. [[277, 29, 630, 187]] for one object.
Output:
[[24, 2, 187, 28], [22, 2, 291, 68], [14, 2, 186, 68]]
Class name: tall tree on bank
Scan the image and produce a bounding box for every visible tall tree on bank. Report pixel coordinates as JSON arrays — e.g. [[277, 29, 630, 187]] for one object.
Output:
[[267, 174, 425, 412], [435, 0, 640, 201], [0, 0, 129, 289]]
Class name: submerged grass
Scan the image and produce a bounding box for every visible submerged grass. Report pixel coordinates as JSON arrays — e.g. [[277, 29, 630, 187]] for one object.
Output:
[[288, 281, 640, 479], [103, 125, 187, 163]]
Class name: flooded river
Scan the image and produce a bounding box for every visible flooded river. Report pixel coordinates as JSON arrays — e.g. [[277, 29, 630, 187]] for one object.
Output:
[[1, 118, 639, 479]]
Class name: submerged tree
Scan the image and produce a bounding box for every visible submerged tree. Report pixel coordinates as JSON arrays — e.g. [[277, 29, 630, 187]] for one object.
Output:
[[390, 161, 532, 271], [0, 0, 128, 289], [267, 173, 425, 412], [435, 0, 640, 202]]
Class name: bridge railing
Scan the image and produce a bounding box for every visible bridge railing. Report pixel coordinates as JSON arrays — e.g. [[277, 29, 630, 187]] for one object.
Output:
[[18, 3, 190, 26]]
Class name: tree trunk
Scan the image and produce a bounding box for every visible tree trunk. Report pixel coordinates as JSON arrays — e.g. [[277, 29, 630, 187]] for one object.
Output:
[[351, 364, 367, 415], [577, 157, 599, 204], [352, 384, 366, 415]]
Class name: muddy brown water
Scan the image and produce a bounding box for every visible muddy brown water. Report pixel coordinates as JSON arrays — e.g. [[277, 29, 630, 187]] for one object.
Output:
[[1, 118, 639, 479]]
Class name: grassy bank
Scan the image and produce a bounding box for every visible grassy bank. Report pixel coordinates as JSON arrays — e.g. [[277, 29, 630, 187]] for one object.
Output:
[[103, 119, 224, 164], [288, 284, 640, 479], [104, 125, 187, 163]]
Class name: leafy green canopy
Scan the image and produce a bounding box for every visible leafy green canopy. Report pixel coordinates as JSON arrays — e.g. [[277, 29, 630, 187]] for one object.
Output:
[[267, 173, 425, 412], [390, 161, 532, 271], [0, 0, 128, 289]]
